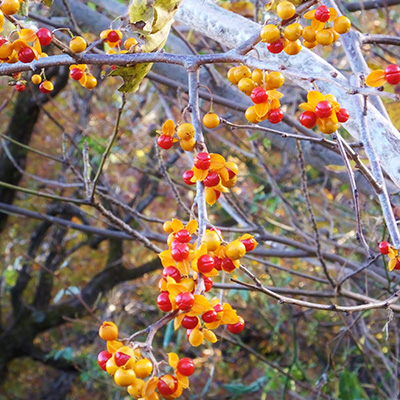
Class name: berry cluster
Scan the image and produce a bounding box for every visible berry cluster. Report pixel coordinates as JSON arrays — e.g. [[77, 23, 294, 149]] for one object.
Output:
[[97, 322, 195, 399], [1, 0, 22, 17], [182, 152, 239, 206], [260, 2, 351, 54], [157, 119, 196, 151], [227, 65, 285, 124], [365, 64, 400, 87], [298, 90, 349, 134], [159, 219, 256, 344], [379, 241, 400, 271]]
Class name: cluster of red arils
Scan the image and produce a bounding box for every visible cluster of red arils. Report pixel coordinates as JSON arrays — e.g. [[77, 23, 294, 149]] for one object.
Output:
[[227, 65, 285, 124], [260, 2, 351, 55], [158, 219, 257, 345], [156, 120, 197, 152], [97, 322, 196, 399], [182, 152, 239, 206]]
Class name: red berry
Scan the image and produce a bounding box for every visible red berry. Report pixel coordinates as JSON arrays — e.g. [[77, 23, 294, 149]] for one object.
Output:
[[181, 315, 199, 329], [97, 351, 112, 371], [268, 108, 284, 124], [241, 238, 256, 252], [299, 111, 317, 129], [202, 310, 218, 323], [194, 152, 211, 170], [39, 82, 52, 94], [214, 256, 222, 271], [18, 47, 35, 63], [314, 5, 330, 22], [394, 259, 400, 270], [162, 266, 181, 282], [315, 101, 333, 118], [337, 108, 350, 123], [157, 375, 178, 397], [204, 171, 220, 187], [183, 170, 195, 185], [0, 37, 7, 46], [176, 292, 195, 311], [157, 291, 172, 312], [214, 304, 223, 313], [70, 67, 84, 81], [267, 39, 285, 54], [107, 30, 120, 43], [227, 316, 245, 334], [379, 241, 391, 255], [384, 64, 400, 85], [111, 65, 117, 70], [203, 276, 213, 292], [214, 190, 221, 201], [197, 254, 215, 273], [115, 351, 132, 367], [15, 83, 25, 92], [222, 257, 236, 273], [174, 229, 192, 243], [227, 168, 236, 179], [171, 241, 189, 261], [177, 358, 195, 377], [251, 87, 268, 104], [157, 134, 173, 150], [12, 72, 21, 80], [36, 28, 52, 46]]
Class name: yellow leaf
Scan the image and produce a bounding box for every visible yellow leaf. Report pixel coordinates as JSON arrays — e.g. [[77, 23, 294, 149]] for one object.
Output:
[[210, 153, 226, 170], [304, 10, 315, 19], [176, 373, 189, 389], [204, 329, 218, 343], [193, 167, 208, 182], [168, 352, 179, 369], [255, 102, 269, 117], [311, 19, 324, 31], [307, 91, 325, 108], [205, 321, 220, 330], [174, 314, 185, 331], [191, 295, 211, 314], [162, 119, 175, 136], [222, 310, 240, 324], [388, 258, 397, 271], [225, 162, 238, 175], [186, 219, 198, 234], [189, 328, 204, 347], [143, 377, 159, 397], [171, 219, 184, 232], [328, 8, 337, 22], [365, 70, 386, 87]]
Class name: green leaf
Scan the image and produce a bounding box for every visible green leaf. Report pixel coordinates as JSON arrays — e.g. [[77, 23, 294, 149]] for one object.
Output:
[[114, 0, 182, 92], [339, 369, 368, 400], [163, 320, 174, 349], [41, 0, 53, 6]]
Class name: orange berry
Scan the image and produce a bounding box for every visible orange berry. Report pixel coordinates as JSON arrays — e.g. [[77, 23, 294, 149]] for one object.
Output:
[[83, 75, 97, 89], [203, 113, 220, 129], [225, 240, 246, 260], [163, 221, 173, 233], [177, 123, 195, 140], [202, 230, 221, 251], [260, 24, 281, 43], [316, 29, 334, 46], [127, 379, 145, 397], [180, 137, 196, 151], [31, 74, 42, 85], [70, 36, 87, 53], [99, 321, 119, 341], [302, 26, 317, 43], [303, 40, 318, 49], [266, 71, 284, 90], [276, 1, 296, 20], [238, 77, 255, 96], [245, 106, 260, 124], [233, 65, 252, 81], [284, 23, 302, 41], [133, 358, 153, 378], [252, 68, 266, 86], [227, 67, 239, 84], [124, 37, 138, 50], [1, 0, 20, 15], [334, 16, 351, 34], [105, 357, 119, 376], [114, 368, 136, 387], [284, 39, 302, 55]]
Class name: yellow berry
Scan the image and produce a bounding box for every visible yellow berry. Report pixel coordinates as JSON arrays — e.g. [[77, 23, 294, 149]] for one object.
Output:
[[245, 106, 260, 124], [328, 27, 340, 43], [318, 119, 339, 134], [114, 368, 136, 387], [260, 24, 281, 43], [177, 123, 195, 140], [252, 68, 266, 86], [106, 340, 123, 354], [302, 26, 317, 43], [234, 65, 252, 82], [124, 37, 138, 50], [1, 0, 20, 15], [203, 113, 220, 129], [83, 75, 97, 90], [163, 221, 173, 233], [238, 77, 255, 96], [277, 1, 296, 20], [106, 357, 119, 376], [334, 16, 351, 34], [225, 240, 246, 260], [284, 39, 302, 55], [69, 36, 87, 53], [128, 379, 145, 397], [133, 358, 153, 378], [227, 67, 239, 84], [316, 29, 334, 46], [303, 40, 318, 49], [284, 23, 302, 41], [266, 71, 285, 90], [202, 230, 221, 251], [99, 321, 119, 341], [31, 74, 42, 85], [0, 42, 13, 59], [180, 138, 196, 151]]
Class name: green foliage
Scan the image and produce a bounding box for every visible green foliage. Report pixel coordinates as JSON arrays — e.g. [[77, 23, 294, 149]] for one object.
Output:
[[339, 369, 368, 400]]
